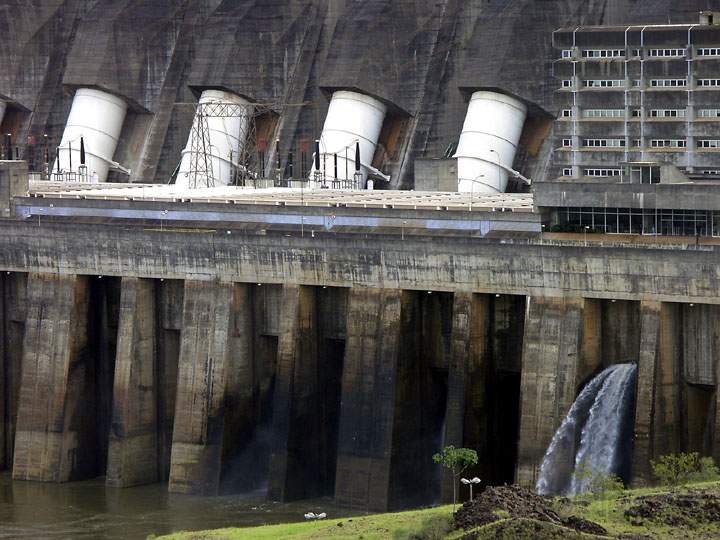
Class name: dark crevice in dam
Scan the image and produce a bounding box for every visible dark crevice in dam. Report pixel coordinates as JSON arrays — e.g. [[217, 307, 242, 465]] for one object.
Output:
[[389, 292, 451, 509]]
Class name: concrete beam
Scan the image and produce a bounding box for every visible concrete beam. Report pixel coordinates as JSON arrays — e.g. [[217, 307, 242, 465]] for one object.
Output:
[[168, 279, 233, 495], [12, 273, 92, 482], [107, 277, 158, 487], [334, 288, 403, 512], [267, 285, 321, 501], [516, 297, 594, 488], [7, 220, 720, 305]]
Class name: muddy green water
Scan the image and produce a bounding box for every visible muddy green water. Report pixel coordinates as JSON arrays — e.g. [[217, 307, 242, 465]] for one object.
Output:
[[0, 473, 358, 539]]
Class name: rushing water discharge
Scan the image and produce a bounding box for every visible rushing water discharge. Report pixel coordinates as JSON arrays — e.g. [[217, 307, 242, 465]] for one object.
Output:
[[535, 363, 638, 496], [0, 473, 358, 539]]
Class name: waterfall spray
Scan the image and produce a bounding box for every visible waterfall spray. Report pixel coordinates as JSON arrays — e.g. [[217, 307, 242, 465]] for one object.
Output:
[[535, 363, 638, 496]]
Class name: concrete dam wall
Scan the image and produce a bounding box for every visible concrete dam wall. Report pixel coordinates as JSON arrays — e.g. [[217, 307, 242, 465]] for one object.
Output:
[[4, 0, 720, 514], [3, 0, 720, 188]]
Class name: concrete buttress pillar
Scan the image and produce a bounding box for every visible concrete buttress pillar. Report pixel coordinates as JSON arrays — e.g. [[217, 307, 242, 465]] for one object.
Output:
[[12, 273, 92, 482], [516, 296, 598, 488], [441, 292, 489, 502], [267, 285, 320, 501], [631, 301, 682, 485], [107, 277, 157, 487], [334, 288, 402, 512], [168, 279, 233, 495]]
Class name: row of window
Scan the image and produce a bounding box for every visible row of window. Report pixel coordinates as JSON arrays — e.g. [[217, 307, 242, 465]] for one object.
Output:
[[560, 138, 720, 149], [561, 108, 720, 119], [561, 47, 720, 60], [561, 78, 720, 89], [560, 207, 720, 237]]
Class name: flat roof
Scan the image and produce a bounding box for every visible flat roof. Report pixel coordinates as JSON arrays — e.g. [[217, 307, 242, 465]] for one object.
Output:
[[27, 182, 535, 212]]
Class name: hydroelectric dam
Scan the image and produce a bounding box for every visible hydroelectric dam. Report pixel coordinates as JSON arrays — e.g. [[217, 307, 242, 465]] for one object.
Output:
[[2, 0, 720, 521]]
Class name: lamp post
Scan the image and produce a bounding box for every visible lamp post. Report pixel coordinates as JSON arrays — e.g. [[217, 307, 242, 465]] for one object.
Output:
[[460, 477, 482, 500], [584, 225, 590, 246]]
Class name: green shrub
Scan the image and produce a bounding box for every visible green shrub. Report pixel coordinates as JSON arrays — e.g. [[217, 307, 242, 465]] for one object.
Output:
[[573, 461, 625, 500], [691, 456, 720, 483], [651, 452, 708, 487]]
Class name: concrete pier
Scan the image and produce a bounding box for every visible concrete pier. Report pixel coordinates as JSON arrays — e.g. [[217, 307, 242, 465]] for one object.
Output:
[[107, 277, 158, 487], [334, 288, 403, 512], [13, 273, 92, 481], [516, 297, 600, 488], [168, 280, 233, 495]]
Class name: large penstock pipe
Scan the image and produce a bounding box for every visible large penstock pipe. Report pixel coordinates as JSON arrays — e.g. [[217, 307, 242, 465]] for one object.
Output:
[[454, 91, 527, 194], [310, 90, 386, 187], [177, 89, 251, 188], [52, 88, 128, 182]]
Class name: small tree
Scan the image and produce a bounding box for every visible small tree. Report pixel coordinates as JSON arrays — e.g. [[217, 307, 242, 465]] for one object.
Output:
[[432, 445, 478, 508]]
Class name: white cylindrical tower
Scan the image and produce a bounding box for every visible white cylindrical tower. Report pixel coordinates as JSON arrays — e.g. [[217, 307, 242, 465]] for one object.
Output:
[[310, 90, 386, 188], [52, 88, 128, 182], [455, 91, 527, 194], [176, 89, 251, 188]]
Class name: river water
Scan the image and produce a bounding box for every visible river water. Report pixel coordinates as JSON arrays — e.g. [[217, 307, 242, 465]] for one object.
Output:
[[0, 473, 358, 539]]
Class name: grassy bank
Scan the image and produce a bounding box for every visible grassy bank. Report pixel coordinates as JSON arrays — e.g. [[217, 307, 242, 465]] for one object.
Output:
[[156, 480, 720, 539]]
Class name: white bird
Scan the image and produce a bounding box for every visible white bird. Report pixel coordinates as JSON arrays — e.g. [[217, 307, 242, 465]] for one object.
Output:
[[317, 513, 327, 519], [304, 512, 316, 520]]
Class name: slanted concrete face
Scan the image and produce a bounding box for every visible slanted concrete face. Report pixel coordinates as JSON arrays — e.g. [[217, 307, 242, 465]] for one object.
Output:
[[267, 285, 321, 501], [12, 273, 92, 482], [107, 277, 158, 487], [441, 292, 490, 502], [169, 279, 234, 495], [334, 288, 403, 512], [516, 296, 598, 489], [0, 161, 28, 218]]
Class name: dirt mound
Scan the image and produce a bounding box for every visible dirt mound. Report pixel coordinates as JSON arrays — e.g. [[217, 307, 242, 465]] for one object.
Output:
[[561, 515, 608, 536], [625, 489, 720, 527], [453, 485, 606, 536], [456, 517, 606, 540]]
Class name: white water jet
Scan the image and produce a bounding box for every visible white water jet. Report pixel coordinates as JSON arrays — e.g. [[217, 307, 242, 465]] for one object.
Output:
[[535, 363, 638, 496]]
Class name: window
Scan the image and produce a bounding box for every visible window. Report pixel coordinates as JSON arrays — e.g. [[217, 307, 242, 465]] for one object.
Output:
[[584, 138, 625, 148], [561, 79, 573, 88], [702, 169, 720, 174], [584, 79, 624, 88], [631, 109, 642, 117], [650, 78, 687, 87], [562, 168, 573, 176], [698, 79, 720, 87], [562, 138, 572, 147], [631, 48, 642, 57], [698, 109, 720, 118], [647, 48, 686, 57], [561, 49, 573, 59], [632, 139, 642, 147], [582, 109, 624, 118], [582, 49, 625, 59], [650, 139, 686, 148], [697, 139, 720, 148], [561, 109, 573, 117], [631, 79, 642, 87], [649, 109, 686, 118], [697, 48, 720, 56], [585, 168, 622, 177]]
